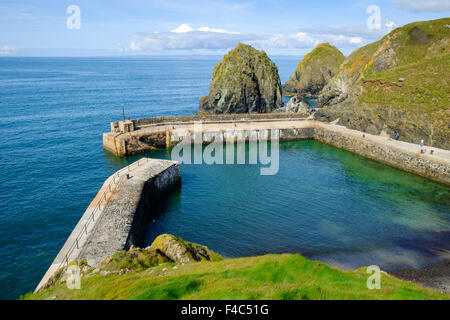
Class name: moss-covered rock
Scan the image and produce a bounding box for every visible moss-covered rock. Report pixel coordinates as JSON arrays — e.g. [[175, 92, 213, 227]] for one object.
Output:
[[99, 247, 171, 271], [198, 43, 283, 114], [283, 43, 345, 96], [315, 18, 450, 149], [149, 234, 222, 263], [37, 234, 223, 293]]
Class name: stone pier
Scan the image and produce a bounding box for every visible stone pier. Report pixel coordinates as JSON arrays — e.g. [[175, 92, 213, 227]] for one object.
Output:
[[35, 158, 181, 292], [103, 115, 450, 186]]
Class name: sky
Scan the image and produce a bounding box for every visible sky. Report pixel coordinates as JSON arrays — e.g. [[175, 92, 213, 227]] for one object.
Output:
[[0, 0, 449, 57]]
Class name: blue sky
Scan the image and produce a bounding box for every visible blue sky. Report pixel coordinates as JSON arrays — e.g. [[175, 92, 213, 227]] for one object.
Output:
[[0, 0, 449, 56]]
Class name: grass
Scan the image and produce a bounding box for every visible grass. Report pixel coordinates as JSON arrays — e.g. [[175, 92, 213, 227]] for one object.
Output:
[[23, 254, 448, 300], [318, 18, 450, 146], [357, 19, 450, 135]]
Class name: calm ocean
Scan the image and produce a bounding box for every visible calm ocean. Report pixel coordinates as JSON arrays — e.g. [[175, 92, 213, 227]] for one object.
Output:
[[0, 57, 449, 299]]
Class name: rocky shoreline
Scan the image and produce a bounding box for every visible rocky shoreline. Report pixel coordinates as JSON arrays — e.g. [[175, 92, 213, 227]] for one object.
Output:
[[391, 261, 450, 293]]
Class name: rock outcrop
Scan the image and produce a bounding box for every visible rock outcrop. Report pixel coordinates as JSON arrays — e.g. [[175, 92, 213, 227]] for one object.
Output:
[[274, 95, 314, 115], [149, 234, 222, 263], [283, 43, 345, 96], [198, 43, 283, 114], [40, 234, 222, 290], [315, 18, 450, 149]]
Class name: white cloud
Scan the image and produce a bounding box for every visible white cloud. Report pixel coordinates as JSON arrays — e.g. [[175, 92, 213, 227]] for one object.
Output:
[[171, 24, 238, 34], [171, 24, 195, 33], [129, 24, 391, 54], [349, 37, 363, 44], [257, 32, 317, 49], [130, 29, 254, 52], [385, 22, 396, 28], [394, 0, 450, 13], [0, 45, 16, 55]]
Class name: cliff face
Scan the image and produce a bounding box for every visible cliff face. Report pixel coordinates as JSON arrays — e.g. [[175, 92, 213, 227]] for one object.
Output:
[[315, 18, 450, 149], [283, 43, 345, 96], [198, 43, 283, 114]]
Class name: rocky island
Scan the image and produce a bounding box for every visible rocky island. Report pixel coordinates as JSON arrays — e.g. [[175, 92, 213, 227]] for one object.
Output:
[[283, 42, 345, 96], [198, 43, 283, 114]]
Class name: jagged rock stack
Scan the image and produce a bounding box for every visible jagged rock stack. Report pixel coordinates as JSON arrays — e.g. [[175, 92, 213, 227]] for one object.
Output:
[[283, 43, 345, 96], [198, 43, 283, 114]]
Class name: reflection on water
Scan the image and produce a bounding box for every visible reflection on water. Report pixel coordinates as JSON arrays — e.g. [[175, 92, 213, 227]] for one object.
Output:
[[113, 140, 450, 272]]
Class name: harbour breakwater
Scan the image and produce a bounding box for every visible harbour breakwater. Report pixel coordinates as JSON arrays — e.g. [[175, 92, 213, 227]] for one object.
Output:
[[103, 115, 450, 186], [35, 158, 180, 292]]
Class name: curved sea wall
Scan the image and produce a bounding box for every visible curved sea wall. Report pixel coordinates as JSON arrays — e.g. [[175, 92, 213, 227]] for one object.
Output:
[[35, 158, 181, 292], [103, 116, 450, 186]]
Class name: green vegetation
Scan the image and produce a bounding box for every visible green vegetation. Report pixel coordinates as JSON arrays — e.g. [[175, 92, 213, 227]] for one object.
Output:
[[24, 253, 447, 300], [360, 19, 449, 114], [199, 42, 283, 113], [317, 18, 450, 149], [284, 43, 345, 95]]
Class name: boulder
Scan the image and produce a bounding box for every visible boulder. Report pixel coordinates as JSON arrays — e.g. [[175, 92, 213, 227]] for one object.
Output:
[[149, 234, 222, 263], [198, 43, 283, 114], [274, 96, 313, 115]]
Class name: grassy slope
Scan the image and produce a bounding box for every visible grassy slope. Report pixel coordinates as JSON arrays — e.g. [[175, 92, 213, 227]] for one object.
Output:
[[317, 18, 449, 148], [360, 19, 450, 127], [24, 254, 448, 300]]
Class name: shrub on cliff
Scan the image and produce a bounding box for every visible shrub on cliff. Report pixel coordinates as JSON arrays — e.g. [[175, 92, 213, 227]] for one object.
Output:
[[198, 43, 283, 114]]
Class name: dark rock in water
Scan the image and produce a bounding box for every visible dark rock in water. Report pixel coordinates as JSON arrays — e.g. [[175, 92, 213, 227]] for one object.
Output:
[[283, 43, 344, 96], [274, 95, 313, 115], [198, 43, 283, 114]]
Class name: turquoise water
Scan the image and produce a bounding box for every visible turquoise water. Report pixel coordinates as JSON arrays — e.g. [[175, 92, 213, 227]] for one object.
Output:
[[140, 142, 450, 270], [0, 57, 449, 299]]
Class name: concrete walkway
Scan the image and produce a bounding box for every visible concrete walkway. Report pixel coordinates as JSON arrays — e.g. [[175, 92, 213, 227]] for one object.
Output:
[[127, 119, 450, 165]]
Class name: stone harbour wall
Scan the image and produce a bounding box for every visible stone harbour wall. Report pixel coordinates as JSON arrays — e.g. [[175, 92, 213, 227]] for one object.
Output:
[[314, 127, 450, 185], [103, 117, 450, 186]]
